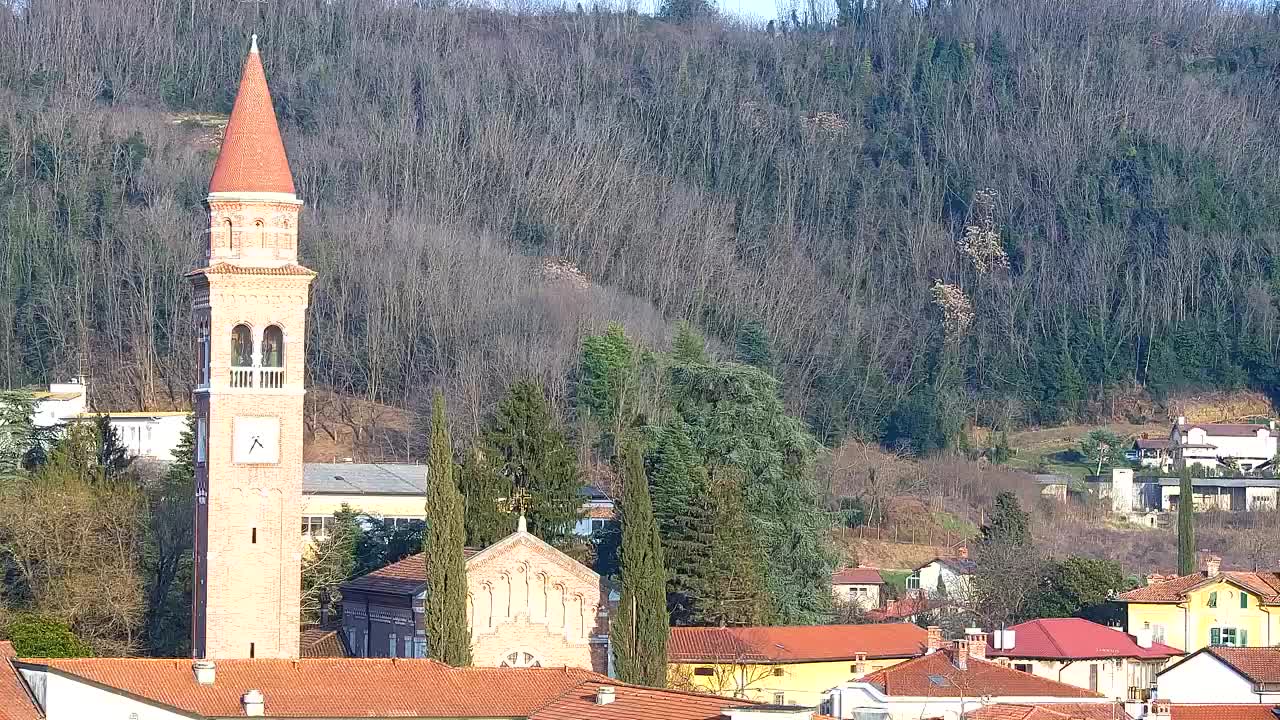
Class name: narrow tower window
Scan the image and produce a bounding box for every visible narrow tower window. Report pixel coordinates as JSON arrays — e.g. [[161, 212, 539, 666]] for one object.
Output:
[[231, 324, 253, 367], [251, 527, 257, 544], [224, 219, 233, 250], [262, 325, 284, 367], [254, 219, 265, 248]]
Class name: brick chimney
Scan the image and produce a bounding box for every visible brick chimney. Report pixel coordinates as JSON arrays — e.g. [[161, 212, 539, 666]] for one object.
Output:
[[1204, 555, 1221, 577], [926, 626, 944, 652], [964, 629, 987, 660], [954, 640, 969, 670]]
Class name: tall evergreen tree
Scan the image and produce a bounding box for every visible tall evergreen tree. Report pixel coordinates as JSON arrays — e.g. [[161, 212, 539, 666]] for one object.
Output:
[[1178, 462, 1196, 575], [576, 324, 638, 455], [671, 321, 707, 363], [483, 381, 583, 547], [981, 491, 1032, 547], [689, 467, 771, 627], [93, 414, 132, 483], [423, 392, 471, 666], [649, 422, 713, 624], [610, 441, 668, 686], [734, 319, 774, 371], [458, 447, 512, 549]]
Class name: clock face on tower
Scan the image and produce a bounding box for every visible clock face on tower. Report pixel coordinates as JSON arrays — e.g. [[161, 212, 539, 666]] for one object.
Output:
[[232, 416, 281, 465]]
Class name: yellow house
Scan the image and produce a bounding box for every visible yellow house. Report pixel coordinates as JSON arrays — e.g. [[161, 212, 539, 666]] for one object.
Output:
[[667, 623, 929, 707], [1115, 555, 1280, 653]]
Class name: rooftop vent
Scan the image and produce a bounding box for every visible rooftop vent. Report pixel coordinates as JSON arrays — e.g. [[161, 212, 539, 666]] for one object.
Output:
[[596, 686, 616, 705], [242, 689, 265, 717], [192, 660, 215, 685]]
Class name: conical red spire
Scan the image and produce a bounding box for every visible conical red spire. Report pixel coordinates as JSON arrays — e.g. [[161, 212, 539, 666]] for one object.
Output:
[[209, 35, 295, 195]]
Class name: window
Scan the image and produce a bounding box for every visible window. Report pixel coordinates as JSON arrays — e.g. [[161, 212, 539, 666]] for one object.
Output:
[[773, 693, 785, 705], [254, 219, 265, 248], [590, 518, 609, 534], [231, 324, 253, 367], [251, 528, 257, 544], [261, 325, 284, 367], [693, 667, 715, 677], [500, 651, 542, 668], [412, 635, 427, 658], [1242, 592, 1249, 609], [906, 574, 921, 590], [196, 418, 207, 462], [1207, 591, 1218, 608], [1089, 663, 1099, 691], [388, 633, 398, 658], [772, 668, 784, 677], [223, 218, 233, 250], [1013, 663, 1033, 674], [345, 628, 357, 654], [1151, 624, 1166, 644], [1211, 627, 1247, 647], [249, 642, 255, 658], [302, 515, 336, 539]]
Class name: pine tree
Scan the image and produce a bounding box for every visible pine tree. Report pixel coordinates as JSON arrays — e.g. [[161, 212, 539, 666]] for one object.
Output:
[[649, 422, 713, 624], [1178, 462, 1195, 576], [483, 381, 583, 547], [93, 414, 132, 484], [458, 447, 511, 548], [734, 319, 774, 370], [576, 323, 637, 455], [690, 467, 771, 626], [610, 441, 668, 686], [981, 491, 1031, 547], [423, 392, 472, 666], [671, 321, 707, 363]]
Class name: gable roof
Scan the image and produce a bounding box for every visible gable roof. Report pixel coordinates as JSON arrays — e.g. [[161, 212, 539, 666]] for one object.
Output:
[[1170, 706, 1280, 720], [1115, 570, 1280, 604], [858, 649, 1103, 698], [342, 549, 481, 596], [668, 624, 927, 664], [985, 618, 1181, 661], [832, 567, 885, 585], [19, 657, 601, 718], [208, 36, 295, 195], [303, 462, 427, 495], [1161, 646, 1280, 685], [1177, 422, 1273, 438], [0, 643, 39, 720], [530, 678, 769, 720], [915, 556, 978, 574], [964, 703, 1131, 720], [300, 624, 350, 658]]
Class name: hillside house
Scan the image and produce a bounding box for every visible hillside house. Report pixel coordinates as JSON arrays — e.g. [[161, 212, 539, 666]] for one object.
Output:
[[908, 550, 975, 599], [831, 567, 885, 608], [1155, 646, 1280, 705], [17, 379, 189, 462], [1167, 417, 1278, 473], [984, 618, 1182, 702]]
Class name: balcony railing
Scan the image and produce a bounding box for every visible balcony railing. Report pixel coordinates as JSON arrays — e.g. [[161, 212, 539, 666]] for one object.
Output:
[[1127, 687, 1153, 703], [230, 366, 285, 389]]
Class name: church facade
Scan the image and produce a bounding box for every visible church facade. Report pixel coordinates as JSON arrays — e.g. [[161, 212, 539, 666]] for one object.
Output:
[[340, 520, 610, 673]]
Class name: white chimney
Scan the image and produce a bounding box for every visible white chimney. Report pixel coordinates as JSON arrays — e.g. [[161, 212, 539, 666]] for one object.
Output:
[[1204, 555, 1221, 577], [992, 629, 1016, 650], [1134, 628, 1153, 649], [596, 686, 616, 705], [242, 689, 265, 717], [1176, 416, 1186, 427], [192, 660, 215, 685]]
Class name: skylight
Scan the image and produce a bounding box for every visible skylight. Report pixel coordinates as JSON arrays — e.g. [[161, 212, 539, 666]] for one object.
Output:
[[927, 674, 950, 687]]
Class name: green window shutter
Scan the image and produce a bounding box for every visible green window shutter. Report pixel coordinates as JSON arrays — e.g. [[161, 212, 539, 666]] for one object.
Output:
[[1241, 629, 1248, 646], [1242, 592, 1249, 609], [1211, 628, 1221, 646], [1208, 591, 1217, 608]]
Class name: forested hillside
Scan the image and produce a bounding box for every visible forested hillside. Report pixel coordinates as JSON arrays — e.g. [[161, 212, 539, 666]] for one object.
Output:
[[2, 0, 1280, 450]]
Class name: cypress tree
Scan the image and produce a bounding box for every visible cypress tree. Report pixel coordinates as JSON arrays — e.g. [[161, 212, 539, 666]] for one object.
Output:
[[610, 441, 669, 686], [423, 392, 472, 666], [1178, 462, 1195, 576]]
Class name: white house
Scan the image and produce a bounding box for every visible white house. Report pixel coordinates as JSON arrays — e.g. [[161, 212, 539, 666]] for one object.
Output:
[[832, 567, 886, 608], [23, 378, 190, 463], [908, 551, 975, 599], [821, 636, 1114, 720], [1155, 646, 1280, 704], [1167, 417, 1277, 473]]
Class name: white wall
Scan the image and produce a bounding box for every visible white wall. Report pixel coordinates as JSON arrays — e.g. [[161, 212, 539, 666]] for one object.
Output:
[[107, 414, 188, 462], [1156, 652, 1271, 703], [823, 684, 1114, 720], [916, 562, 970, 598], [19, 668, 191, 720], [833, 583, 882, 608]]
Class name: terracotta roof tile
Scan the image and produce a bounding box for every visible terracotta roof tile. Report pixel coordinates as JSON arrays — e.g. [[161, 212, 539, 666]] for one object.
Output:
[[0, 643, 39, 720], [530, 678, 763, 720], [209, 38, 296, 194], [965, 703, 1131, 720], [1116, 571, 1280, 604], [832, 567, 885, 585], [1203, 647, 1280, 684], [985, 618, 1182, 661], [859, 650, 1103, 698], [187, 262, 316, 277], [343, 550, 480, 596], [668, 623, 926, 664], [1171, 705, 1280, 720], [23, 657, 601, 717], [299, 624, 350, 658]]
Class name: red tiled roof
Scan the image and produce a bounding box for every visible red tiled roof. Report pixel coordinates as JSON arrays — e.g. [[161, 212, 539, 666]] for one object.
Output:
[[24, 657, 601, 718], [0, 643, 39, 720], [1201, 646, 1280, 683], [1171, 706, 1280, 720], [833, 567, 885, 585], [866, 593, 937, 622], [187, 262, 316, 277], [965, 703, 1130, 720], [859, 649, 1103, 698], [985, 618, 1182, 661], [668, 624, 926, 664], [343, 549, 480, 596], [300, 625, 349, 658], [1116, 570, 1280, 604], [531, 678, 760, 720], [209, 38, 296, 194]]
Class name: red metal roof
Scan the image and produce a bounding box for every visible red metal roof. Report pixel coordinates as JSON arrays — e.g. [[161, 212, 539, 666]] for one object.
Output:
[[832, 567, 885, 585], [985, 618, 1182, 661], [859, 650, 1103, 698], [668, 623, 927, 664], [209, 38, 296, 194]]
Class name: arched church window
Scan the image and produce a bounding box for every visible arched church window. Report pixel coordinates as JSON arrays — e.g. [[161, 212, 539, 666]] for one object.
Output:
[[261, 325, 284, 367], [253, 219, 265, 248], [231, 324, 253, 367], [499, 651, 542, 668], [224, 219, 233, 250]]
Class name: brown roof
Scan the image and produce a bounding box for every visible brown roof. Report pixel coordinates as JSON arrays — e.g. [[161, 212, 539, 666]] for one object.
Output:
[[1135, 438, 1169, 449], [832, 567, 885, 585], [668, 623, 927, 664], [23, 657, 600, 717], [0, 643, 39, 720], [300, 624, 350, 658], [1171, 706, 1280, 720], [965, 703, 1130, 720], [1179, 422, 1273, 438], [209, 38, 296, 194], [1116, 570, 1280, 604], [343, 550, 480, 596], [859, 650, 1103, 698]]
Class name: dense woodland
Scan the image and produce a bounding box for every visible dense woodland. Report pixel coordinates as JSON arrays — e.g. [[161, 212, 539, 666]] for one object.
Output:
[[2, 0, 1280, 453]]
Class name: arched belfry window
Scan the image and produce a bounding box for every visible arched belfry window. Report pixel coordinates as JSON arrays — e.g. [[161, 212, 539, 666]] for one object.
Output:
[[223, 219, 233, 250], [253, 219, 265, 248], [262, 325, 284, 367], [231, 324, 253, 367]]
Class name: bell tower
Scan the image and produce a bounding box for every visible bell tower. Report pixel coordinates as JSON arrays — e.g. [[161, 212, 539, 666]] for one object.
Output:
[[190, 35, 313, 660]]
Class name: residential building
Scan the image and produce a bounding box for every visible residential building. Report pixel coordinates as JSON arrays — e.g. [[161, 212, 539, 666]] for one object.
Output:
[[1114, 556, 1280, 652], [1134, 436, 1171, 470], [984, 618, 1182, 702], [831, 567, 886, 608], [965, 703, 1131, 720], [1167, 417, 1277, 473], [339, 516, 610, 672], [20, 379, 189, 462], [5, 647, 816, 720], [668, 623, 927, 707], [908, 549, 975, 599], [1154, 646, 1280, 704], [575, 484, 617, 537], [822, 636, 1113, 720], [1157, 476, 1280, 512]]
